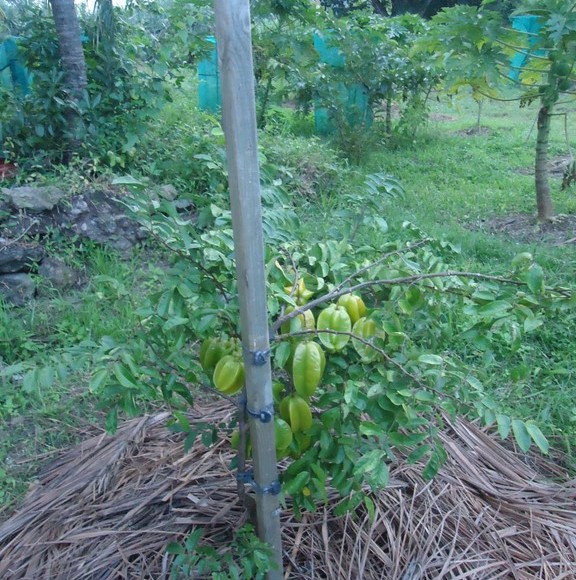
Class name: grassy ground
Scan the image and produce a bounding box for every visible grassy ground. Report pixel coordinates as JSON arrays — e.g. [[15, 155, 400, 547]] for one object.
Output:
[[2, 90, 576, 518], [367, 95, 576, 277]]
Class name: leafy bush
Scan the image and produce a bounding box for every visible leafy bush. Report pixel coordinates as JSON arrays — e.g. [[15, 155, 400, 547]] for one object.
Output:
[[167, 524, 274, 579], [1, 2, 203, 167], [80, 163, 562, 515]]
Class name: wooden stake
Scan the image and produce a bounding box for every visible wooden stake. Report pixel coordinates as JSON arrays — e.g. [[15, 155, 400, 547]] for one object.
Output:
[[213, 2, 283, 577]]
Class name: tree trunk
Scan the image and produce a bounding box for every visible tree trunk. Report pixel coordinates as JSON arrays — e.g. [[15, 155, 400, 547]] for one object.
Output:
[[535, 104, 555, 222], [49, 0, 87, 158], [476, 98, 483, 133], [385, 89, 392, 136]]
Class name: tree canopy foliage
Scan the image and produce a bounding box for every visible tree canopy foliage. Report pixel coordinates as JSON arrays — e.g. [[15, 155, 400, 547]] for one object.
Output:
[[318, 0, 515, 18]]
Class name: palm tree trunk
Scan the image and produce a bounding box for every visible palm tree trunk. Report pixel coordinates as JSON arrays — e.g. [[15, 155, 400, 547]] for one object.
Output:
[[49, 0, 87, 158], [535, 104, 555, 222]]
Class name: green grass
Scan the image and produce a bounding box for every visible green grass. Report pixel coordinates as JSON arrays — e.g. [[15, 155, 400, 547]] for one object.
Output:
[[360, 95, 576, 273], [0, 243, 165, 516]]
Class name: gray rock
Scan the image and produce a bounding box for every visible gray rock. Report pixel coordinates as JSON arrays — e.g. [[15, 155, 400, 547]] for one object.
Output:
[[0, 273, 35, 306], [0, 243, 45, 273], [69, 198, 89, 217], [38, 257, 79, 290], [3, 186, 65, 212], [174, 199, 193, 210], [159, 184, 178, 201]]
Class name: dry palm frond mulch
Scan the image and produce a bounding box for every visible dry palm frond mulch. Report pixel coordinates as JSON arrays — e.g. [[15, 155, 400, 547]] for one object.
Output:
[[1, 402, 575, 579]]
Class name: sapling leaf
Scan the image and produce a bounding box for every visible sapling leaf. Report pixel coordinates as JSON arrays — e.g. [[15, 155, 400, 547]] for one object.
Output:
[[284, 471, 310, 495], [525, 422, 549, 454], [512, 419, 531, 452], [496, 413, 511, 439], [526, 264, 544, 295]]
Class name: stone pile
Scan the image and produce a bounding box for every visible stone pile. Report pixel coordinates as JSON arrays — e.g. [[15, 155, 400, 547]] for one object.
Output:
[[0, 185, 147, 306]]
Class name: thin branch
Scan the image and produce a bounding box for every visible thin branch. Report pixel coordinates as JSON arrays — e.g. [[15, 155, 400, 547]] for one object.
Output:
[[500, 60, 548, 74], [473, 90, 526, 103], [271, 271, 499, 334], [272, 270, 572, 335], [138, 218, 232, 304], [564, 112, 574, 163], [496, 68, 542, 89], [334, 239, 431, 294], [493, 38, 549, 61], [275, 328, 474, 412], [1, 219, 38, 247]]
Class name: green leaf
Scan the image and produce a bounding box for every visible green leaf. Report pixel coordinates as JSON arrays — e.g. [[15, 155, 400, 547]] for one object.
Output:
[[496, 413, 511, 439], [184, 431, 198, 453], [511, 252, 533, 269], [525, 422, 549, 454], [476, 300, 511, 318], [162, 316, 189, 331], [466, 375, 484, 391], [274, 341, 291, 369], [172, 411, 191, 432], [414, 389, 435, 402], [370, 461, 389, 488], [406, 444, 431, 464], [38, 365, 54, 389], [112, 175, 145, 187], [417, 354, 443, 365], [105, 408, 118, 433], [359, 421, 384, 437], [364, 496, 376, 522], [197, 314, 218, 333], [422, 448, 445, 480], [284, 471, 310, 495], [183, 529, 205, 552], [389, 431, 428, 446], [511, 419, 531, 453], [165, 542, 185, 555], [526, 264, 544, 294], [483, 408, 496, 426], [112, 363, 139, 390], [22, 369, 39, 393], [354, 449, 383, 476], [320, 407, 340, 429]]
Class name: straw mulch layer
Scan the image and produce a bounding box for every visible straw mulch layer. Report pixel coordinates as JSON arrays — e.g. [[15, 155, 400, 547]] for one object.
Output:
[[1, 402, 575, 579]]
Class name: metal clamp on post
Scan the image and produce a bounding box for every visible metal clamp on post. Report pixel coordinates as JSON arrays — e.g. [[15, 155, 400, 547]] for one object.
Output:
[[244, 346, 271, 367], [237, 470, 281, 496], [239, 396, 274, 423], [247, 402, 274, 423]]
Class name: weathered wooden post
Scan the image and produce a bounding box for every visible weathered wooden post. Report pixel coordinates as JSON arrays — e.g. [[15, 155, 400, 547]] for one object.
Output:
[[213, 1, 283, 577]]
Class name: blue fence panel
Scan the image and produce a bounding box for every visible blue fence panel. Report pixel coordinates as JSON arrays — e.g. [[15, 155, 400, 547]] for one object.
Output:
[[198, 36, 221, 113], [313, 32, 372, 135], [510, 15, 543, 81]]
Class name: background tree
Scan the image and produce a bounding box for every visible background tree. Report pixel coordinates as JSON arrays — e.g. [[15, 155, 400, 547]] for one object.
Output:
[[48, 0, 87, 158], [418, 0, 576, 222], [319, 0, 487, 17]]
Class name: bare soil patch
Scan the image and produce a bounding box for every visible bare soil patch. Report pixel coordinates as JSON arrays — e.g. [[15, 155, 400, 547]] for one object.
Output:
[[429, 112, 456, 122], [516, 154, 574, 178], [454, 125, 492, 137], [471, 212, 576, 246]]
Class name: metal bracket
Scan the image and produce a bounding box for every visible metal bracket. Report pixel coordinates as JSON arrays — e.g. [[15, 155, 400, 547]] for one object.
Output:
[[237, 470, 281, 495], [240, 396, 274, 423], [246, 347, 270, 366], [246, 402, 274, 423]]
